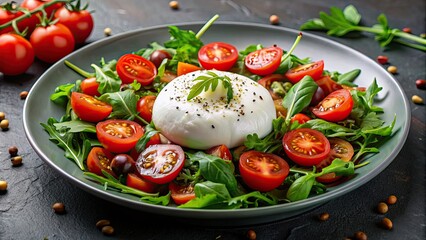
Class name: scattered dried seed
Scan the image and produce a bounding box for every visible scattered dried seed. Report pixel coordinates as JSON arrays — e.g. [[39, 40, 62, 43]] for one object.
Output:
[[0, 180, 7, 191], [169, 1, 179, 9], [386, 195, 397, 205], [402, 27, 412, 33], [20, 91, 28, 99], [381, 217, 393, 230], [96, 219, 111, 229], [318, 212, 330, 221], [246, 229, 256, 240], [11, 156, 23, 167], [416, 79, 426, 90], [8, 146, 18, 156], [353, 231, 367, 240], [377, 202, 389, 214], [102, 226, 115, 236], [376, 55, 388, 64], [52, 202, 66, 214], [387, 66, 397, 74], [269, 15, 280, 25], [1, 119, 9, 130], [0, 112, 5, 121], [411, 95, 424, 104], [104, 27, 112, 36]]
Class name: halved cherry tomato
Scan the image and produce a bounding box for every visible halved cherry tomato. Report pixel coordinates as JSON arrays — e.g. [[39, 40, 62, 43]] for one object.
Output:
[[290, 113, 311, 125], [160, 70, 177, 83], [239, 151, 290, 192], [136, 144, 185, 184], [87, 147, 115, 176], [80, 77, 100, 96], [137, 95, 156, 123], [96, 120, 144, 153], [198, 42, 239, 71], [312, 89, 354, 122], [316, 138, 354, 183], [126, 173, 158, 193], [285, 60, 324, 84], [245, 46, 283, 76], [177, 62, 202, 76], [258, 74, 287, 100], [206, 144, 232, 161], [117, 54, 157, 85], [71, 92, 112, 122], [314, 75, 342, 96], [169, 182, 196, 205], [283, 128, 330, 166]]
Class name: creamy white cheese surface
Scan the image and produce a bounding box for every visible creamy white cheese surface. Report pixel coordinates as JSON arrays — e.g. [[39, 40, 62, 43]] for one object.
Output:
[[152, 70, 276, 150]]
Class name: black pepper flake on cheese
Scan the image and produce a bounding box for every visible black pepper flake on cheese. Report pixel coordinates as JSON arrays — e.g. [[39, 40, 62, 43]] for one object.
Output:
[[251, 111, 253, 113], [185, 111, 189, 114], [176, 106, 179, 110], [253, 92, 256, 95], [197, 114, 201, 116], [211, 125, 215, 129], [170, 97, 174, 100], [259, 95, 263, 100], [253, 99, 256, 102], [237, 119, 240, 121]]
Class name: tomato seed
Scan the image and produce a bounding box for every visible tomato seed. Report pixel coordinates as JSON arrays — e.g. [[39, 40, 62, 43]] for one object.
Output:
[[416, 79, 426, 90], [386, 195, 397, 205], [52, 202, 66, 214], [269, 15, 280, 25], [0, 112, 5, 121], [169, 1, 179, 9], [1, 119, 9, 130], [381, 217, 393, 230], [353, 231, 367, 240], [246, 229, 256, 240], [377, 202, 388, 214], [102, 225, 115, 236], [11, 156, 23, 167], [96, 219, 111, 229], [387, 66, 398, 74], [8, 146, 18, 156], [376, 55, 388, 64], [20, 91, 29, 99], [318, 212, 330, 221], [0, 180, 8, 191]]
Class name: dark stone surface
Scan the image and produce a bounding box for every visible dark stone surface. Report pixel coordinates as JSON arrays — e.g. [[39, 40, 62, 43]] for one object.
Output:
[[0, 0, 424, 239]]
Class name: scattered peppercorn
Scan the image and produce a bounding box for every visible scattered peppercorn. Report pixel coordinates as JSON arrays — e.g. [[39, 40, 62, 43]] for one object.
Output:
[[52, 202, 66, 214], [386, 195, 397, 205], [246, 229, 256, 240], [11, 156, 23, 167], [377, 202, 389, 214], [376, 55, 388, 64], [0, 112, 5, 121], [402, 27, 412, 33], [269, 15, 280, 25], [169, 1, 179, 10], [353, 231, 367, 240], [101, 225, 115, 236], [380, 217, 393, 230], [0, 180, 8, 191], [8, 146, 18, 156], [387, 66, 398, 74], [416, 79, 426, 90], [20, 91, 29, 100], [96, 219, 111, 229], [104, 27, 112, 36], [318, 212, 330, 221], [411, 95, 424, 104], [1, 119, 9, 130]]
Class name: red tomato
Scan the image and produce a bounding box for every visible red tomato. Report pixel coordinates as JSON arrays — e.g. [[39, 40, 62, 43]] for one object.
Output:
[[314, 75, 343, 96], [290, 113, 311, 125], [169, 182, 196, 205], [198, 42, 239, 71], [176, 62, 202, 76], [126, 173, 158, 193], [117, 54, 157, 85], [316, 138, 354, 183], [312, 89, 354, 122], [80, 77, 100, 96], [137, 95, 156, 123], [283, 128, 330, 166], [96, 120, 144, 153], [135, 144, 185, 184], [206, 144, 232, 161], [54, 6, 94, 44], [239, 151, 290, 192], [274, 98, 287, 118], [70, 92, 112, 122], [87, 147, 115, 176], [20, 0, 63, 34], [285, 60, 324, 84], [0, 33, 34, 76], [258, 74, 287, 100], [245, 46, 283, 76], [0, 3, 20, 35], [30, 23, 75, 63]]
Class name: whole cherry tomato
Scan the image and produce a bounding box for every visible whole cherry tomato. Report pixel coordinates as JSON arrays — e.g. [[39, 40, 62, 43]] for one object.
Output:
[[0, 33, 34, 76], [20, 0, 63, 34], [54, 4, 94, 44]]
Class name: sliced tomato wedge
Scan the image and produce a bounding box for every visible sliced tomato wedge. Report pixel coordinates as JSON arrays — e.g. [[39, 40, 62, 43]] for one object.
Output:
[[96, 120, 144, 153], [315, 75, 343, 96], [169, 182, 196, 205], [258, 74, 287, 100], [177, 62, 202, 76], [136, 144, 185, 184], [117, 54, 157, 85], [283, 128, 330, 166], [80, 77, 100, 96], [126, 173, 158, 193], [71, 92, 112, 122], [87, 147, 115, 177], [239, 151, 290, 192], [198, 42, 239, 71], [312, 89, 354, 122], [245, 46, 283, 76], [285, 60, 324, 84], [137, 95, 156, 123]]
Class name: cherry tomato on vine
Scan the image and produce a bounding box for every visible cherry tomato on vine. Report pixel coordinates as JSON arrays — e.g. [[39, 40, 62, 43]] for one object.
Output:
[[30, 23, 75, 63], [283, 128, 330, 166], [136, 144, 185, 184], [0, 33, 34, 76], [239, 151, 290, 192], [290, 113, 311, 125], [245, 46, 283, 76], [96, 120, 144, 153], [20, 0, 63, 34], [71, 92, 112, 122], [54, 5, 94, 44], [80, 77, 100, 96], [312, 89, 354, 122], [87, 147, 115, 177], [117, 54, 157, 85], [198, 42, 239, 71], [285, 60, 324, 84], [0, 3, 20, 35], [176, 62, 202, 76], [169, 182, 196, 205], [126, 173, 158, 193], [137, 95, 156, 123]]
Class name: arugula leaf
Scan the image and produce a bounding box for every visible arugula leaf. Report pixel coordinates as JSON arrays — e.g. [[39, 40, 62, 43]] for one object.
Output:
[[98, 89, 139, 120], [187, 71, 233, 103], [300, 119, 357, 138], [53, 120, 96, 133], [91, 64, 121, 94], [244, 117, 286, 153], [50, 83, 75, 106]]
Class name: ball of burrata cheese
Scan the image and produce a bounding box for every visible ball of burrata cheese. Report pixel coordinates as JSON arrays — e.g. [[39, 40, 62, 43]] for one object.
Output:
[[152, 70, 276, 150]]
